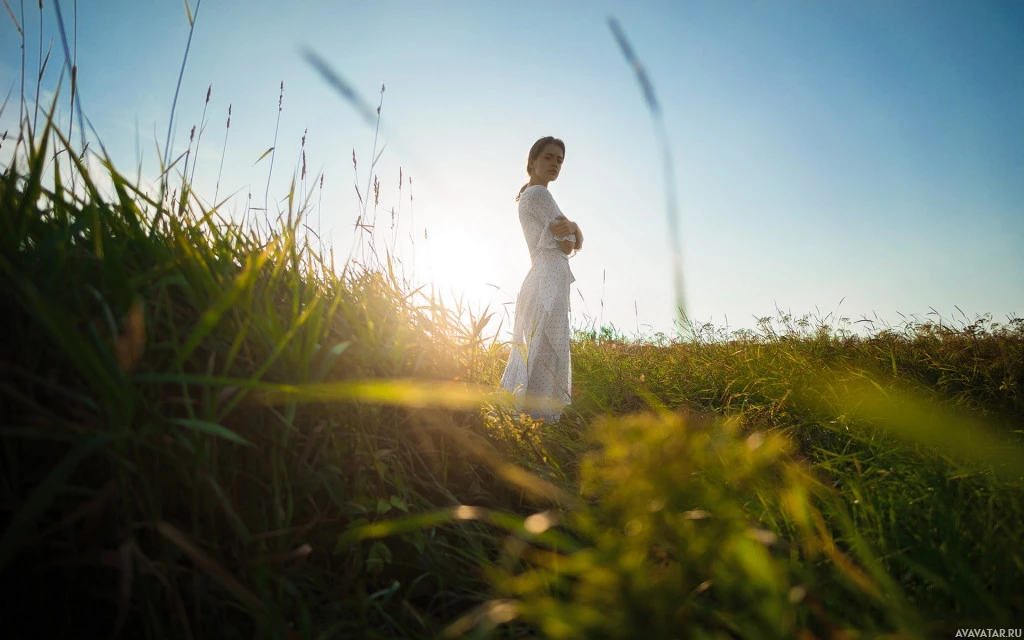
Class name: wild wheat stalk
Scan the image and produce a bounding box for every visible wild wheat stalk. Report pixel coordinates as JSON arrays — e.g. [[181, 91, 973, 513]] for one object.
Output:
[[213, 103, 230, 205], [17, 0, 25, 133], [188, 84, 211, 188], [317, 173, 323, 240], [157, 0, 202, 226], [51, 0, 84, 192], [163, 0, 201, 170], [33, 0, 44, 133], [264, 81, 284, 229], [361, 83, 385, 263]]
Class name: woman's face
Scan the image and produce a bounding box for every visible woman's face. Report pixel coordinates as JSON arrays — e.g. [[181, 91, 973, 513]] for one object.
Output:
[[529, 143, 564, 183]]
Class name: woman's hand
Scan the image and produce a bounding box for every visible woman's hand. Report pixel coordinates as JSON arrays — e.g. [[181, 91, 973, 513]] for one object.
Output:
[[551, 218, 582, 254], [550, 219, 575, 238]]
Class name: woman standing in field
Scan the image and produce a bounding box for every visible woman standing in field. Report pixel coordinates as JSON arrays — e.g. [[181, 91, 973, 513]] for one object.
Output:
[[500, 136, 584, 422]]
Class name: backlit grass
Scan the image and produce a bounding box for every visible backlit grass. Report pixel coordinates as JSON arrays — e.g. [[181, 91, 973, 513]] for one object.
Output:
[[1, 7, 1022, 638]]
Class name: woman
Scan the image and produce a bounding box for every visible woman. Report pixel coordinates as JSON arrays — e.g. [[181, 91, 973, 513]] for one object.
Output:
[[499, 136, 584, 422]]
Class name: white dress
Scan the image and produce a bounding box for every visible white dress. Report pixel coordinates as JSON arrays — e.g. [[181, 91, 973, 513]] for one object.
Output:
[[500, 185, 576, 421]]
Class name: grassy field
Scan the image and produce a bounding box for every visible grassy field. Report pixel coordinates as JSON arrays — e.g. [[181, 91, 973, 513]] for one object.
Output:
[[1, 112, 1022, 639], [2, 9, 1023, 636]]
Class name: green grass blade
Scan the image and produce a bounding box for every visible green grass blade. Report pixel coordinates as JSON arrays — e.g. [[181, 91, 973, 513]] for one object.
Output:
[[173, 245, 272, 368], [252, 378, 496, 410], [171, 418, 252, 447]]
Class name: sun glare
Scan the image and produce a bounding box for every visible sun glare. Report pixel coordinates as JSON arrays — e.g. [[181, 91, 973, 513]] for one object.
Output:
[[421, 218, 515, 338]]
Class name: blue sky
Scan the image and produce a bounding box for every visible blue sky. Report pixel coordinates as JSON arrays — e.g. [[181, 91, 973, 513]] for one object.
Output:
[[2, 1, 1022, 339]]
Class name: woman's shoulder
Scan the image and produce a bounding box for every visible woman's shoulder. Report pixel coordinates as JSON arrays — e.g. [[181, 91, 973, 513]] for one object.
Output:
[[519, 185, 553, 203]]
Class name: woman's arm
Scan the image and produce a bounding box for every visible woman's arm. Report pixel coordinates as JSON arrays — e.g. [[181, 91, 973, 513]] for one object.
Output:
[[550, 219, 583, 252], [525, 190, 576, 254]]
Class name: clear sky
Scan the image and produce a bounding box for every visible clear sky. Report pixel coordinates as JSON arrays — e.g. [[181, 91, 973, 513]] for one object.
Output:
[[2, 1, 1022, 340]]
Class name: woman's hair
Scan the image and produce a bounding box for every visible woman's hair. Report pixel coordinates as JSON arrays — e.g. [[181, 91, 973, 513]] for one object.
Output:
[[516, 136, 565, 201]]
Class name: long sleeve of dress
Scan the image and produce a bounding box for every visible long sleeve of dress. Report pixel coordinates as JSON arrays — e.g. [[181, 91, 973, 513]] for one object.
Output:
[[519, 186, 576, 253]]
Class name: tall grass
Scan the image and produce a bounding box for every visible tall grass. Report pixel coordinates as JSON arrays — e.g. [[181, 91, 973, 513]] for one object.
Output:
[[1, 7, 1023, 640], [0, 105, 553, 637]]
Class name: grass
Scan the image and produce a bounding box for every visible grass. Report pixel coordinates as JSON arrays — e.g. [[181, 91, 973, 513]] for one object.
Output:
[[0, 112, 541, 638], [2, 9, 1023, 639], [3, 111, 1022, 640]]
